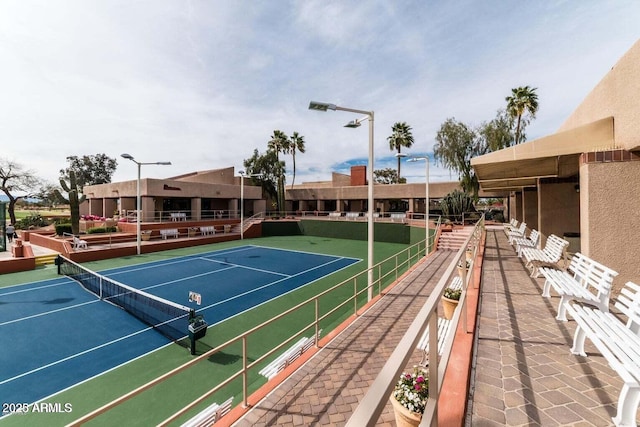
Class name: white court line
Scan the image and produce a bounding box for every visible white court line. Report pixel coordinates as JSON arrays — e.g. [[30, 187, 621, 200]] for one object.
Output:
[[0, 300, 99, 327], [102, 245, 257, 277], [197, 257, 290, 277], [198, 256, 349, 312], [0, 278, 75, 296], [0, 324, 158, 386], [139, 265, 238, 292], [251, 244, 362, 262]]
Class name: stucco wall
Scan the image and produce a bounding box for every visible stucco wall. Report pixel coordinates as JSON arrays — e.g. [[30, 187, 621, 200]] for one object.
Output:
[[522, 189, 538, 232], [538, 181, 580, 246], [580, 159, 640, 293], [558, 40, 640, 151]]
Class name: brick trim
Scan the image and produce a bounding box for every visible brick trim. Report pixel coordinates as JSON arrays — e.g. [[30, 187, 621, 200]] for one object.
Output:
[[580, 149, 640, 165]]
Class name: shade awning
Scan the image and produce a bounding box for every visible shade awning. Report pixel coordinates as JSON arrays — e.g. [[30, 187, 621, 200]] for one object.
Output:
[[471, 117, 615, 191]]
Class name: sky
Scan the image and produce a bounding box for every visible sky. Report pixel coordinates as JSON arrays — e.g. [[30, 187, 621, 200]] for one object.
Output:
[[1, 1, 639, 188]]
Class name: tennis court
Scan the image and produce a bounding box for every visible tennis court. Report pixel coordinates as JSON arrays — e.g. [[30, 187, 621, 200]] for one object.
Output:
[[0, 244, 359, 414]]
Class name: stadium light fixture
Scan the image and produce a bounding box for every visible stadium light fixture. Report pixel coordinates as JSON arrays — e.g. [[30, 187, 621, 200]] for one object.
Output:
[[407, 156, 430, 254], [239, 170, 262, 240], [121, 154, 172, 255], [308, 101, 375, 300]]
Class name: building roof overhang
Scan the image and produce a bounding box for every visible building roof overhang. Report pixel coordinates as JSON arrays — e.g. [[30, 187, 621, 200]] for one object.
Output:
[[471, 117, 615, 191]]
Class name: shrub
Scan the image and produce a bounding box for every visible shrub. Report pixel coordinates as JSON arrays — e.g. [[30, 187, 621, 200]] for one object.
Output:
[[87, 226, 117, 234], [55, 224, 73, 236], [15, 213, 48, 229], [440, 190, 475, 223]]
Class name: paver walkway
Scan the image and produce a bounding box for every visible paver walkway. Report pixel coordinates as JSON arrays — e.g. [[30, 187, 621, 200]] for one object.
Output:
[[467, 227, 631, 426], [234, 250, 456, 426]]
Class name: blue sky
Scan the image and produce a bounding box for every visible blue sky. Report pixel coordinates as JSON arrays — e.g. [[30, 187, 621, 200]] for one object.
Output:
[[1, 1, 639, 187]]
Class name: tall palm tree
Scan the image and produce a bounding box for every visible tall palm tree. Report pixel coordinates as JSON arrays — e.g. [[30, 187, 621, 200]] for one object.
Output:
[[289, 131, 306, 188], [267, 130, 290, 214], [387, 122, 414, 181], [505, 86, 539, 145], [267, 130, 289, 161]]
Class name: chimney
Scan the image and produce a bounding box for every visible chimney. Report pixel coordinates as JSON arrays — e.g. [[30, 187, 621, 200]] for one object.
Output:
[[350, 165, 367, 186]]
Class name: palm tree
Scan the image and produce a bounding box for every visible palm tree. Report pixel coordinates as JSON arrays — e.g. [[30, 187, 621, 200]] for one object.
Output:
[[289, 132, 306, 188], [387, 122, 414, 181], [267, 130, 290, 214], [505, 86, 539, 145], [267, 130, 289, 161]]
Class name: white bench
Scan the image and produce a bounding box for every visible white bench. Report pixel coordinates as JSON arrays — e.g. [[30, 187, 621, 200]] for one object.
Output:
[[73, 236, 88, 250], [160, 229, 180, 239], [540, 252, 618, 321], [417, 317, 455, 367], [390, 213, 406, 223], [259, 330, 322, 380], [507, 222, 527, 244], [521, 234, 569, 278], [181, 396, 233, 427], [566, 281, 640, 427], [346, 212, 360, 220], [512, 229, 540, 257], [200, 226, 216, 235], [329, 212, 341, 219], [170, 212, 187, 221], [503, 218, 518, 234], [417, 277, 462, 366]]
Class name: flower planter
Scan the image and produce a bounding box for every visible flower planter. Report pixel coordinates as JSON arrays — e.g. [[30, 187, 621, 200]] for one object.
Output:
[[141, 231, 152, 241], [188, 229, 198, 237], [442, 296, 459, 320], [390, 395, 422, 427], [457, 265, 465, 281], [466, 249, 473, 262]]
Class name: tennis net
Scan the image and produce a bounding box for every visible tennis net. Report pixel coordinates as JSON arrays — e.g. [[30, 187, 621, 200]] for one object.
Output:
[[57, 255, 194, 341]]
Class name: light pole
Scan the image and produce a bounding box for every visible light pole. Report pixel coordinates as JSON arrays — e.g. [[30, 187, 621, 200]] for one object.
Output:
[[407, 156, 430, 255], [239, 170, 262, 240], [121, 154, 171, 255], [309, 101, 375, 300]]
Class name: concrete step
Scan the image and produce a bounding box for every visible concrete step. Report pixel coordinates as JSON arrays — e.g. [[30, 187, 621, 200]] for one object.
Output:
[[437, 227, 474, 251], [35, 253, 58, 267]]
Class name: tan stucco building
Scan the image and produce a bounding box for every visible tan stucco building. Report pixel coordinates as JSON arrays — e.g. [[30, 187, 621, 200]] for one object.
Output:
[[472, 39, 640, 292], [83, 160, 507, 225], [83, 167, 265, 222]]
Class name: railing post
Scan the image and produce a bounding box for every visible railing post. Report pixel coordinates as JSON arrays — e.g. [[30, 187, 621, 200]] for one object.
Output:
[[242, 336, 248, 407], [315, 298, 320, 348], [395, 255, 398, 281], [354, 278, 358, 315]]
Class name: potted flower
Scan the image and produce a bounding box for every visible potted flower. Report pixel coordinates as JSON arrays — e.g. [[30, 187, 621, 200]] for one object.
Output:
[[140, 230, 152, 241], [457, 259, 471, 280], [390, 366, 429, 426], [442, 287, 462, 320], [465, 246, 473, 262], [188, 227, 199, 237]]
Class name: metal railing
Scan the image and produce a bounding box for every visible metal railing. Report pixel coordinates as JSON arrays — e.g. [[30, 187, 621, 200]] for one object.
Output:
[[67, 231, 435, 426], [345, 214, 485, 427]]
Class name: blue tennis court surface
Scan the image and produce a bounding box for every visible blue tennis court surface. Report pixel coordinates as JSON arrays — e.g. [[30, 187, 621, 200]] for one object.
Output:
[[0, 245, 359, 412]]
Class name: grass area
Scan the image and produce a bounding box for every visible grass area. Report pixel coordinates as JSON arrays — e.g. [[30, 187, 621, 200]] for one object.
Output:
[[3, 208, 70, 225], [1, 234, 420, 427]]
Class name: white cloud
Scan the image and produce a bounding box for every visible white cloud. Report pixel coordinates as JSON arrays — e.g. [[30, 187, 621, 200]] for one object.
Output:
[[1, 0, 638, 187]]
